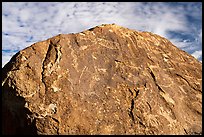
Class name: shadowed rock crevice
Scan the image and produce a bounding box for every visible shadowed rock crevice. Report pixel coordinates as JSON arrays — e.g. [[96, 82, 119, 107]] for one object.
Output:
[[2, 24, 202, 135], [148, 68, 165, 94], [2, 84, 38, 135], [128, 88, 138, 123]]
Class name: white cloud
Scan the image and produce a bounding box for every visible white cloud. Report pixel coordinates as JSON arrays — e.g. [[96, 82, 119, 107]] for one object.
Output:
[[170, 38, 191, 49], [2, 51, 18, 67], [2, 2, 202, 67], [199, 29, 202, 43], [192, 50, 202, 60]]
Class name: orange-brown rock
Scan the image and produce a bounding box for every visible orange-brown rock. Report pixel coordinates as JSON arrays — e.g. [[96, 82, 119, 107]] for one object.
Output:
[[2, 24, 202, 135]]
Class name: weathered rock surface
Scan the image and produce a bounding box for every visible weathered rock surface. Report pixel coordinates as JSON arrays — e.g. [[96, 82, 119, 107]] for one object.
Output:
[[2, 24, 202, 135]]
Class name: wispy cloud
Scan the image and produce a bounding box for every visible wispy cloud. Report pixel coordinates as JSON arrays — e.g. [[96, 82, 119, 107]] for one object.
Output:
[[192, 50, 202, 60], [2, 2, 202, 67]]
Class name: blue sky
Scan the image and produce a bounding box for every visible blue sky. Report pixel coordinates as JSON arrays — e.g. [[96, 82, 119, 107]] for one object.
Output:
[[2, 2, 202, 67]]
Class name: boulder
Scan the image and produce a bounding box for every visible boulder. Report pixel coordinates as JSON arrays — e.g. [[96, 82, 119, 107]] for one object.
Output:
[[2, 24, 202, 135]]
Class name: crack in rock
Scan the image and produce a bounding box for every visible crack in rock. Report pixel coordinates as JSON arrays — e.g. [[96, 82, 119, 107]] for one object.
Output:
[[149, 68, 165, 93], [175, 73, 201, 92], [128, 88, 140, 123], [41, 38, 62, 88]]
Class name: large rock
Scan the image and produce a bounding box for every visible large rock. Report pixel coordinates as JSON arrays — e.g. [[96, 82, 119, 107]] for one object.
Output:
[[2, 24, 202, 135]]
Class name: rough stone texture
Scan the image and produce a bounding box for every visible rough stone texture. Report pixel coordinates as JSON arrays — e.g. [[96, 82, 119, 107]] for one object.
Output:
[[2, 24, 202, 135]]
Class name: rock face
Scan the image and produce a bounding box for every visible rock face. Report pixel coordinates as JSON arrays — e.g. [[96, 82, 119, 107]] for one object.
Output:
[[2, 24, 202, 135]]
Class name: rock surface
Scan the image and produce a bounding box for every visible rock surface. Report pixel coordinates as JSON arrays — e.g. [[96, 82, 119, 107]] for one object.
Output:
[[2, 24, 202, 135]]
